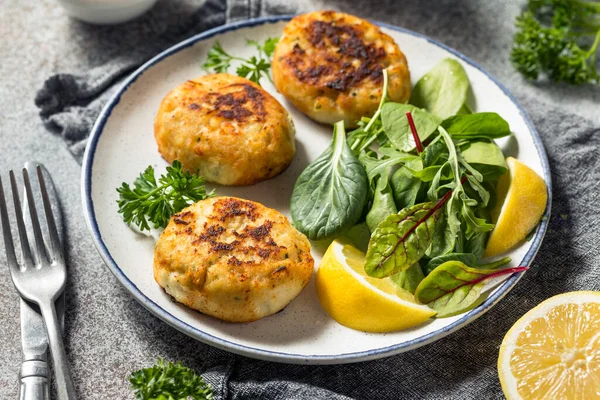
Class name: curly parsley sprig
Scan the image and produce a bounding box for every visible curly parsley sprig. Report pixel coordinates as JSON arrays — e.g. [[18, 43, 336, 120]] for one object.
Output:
[[511, 0, 600, 84], [130, 359, 213, 400], [116, 160, 215, 231], [202, 37, 279, 86]]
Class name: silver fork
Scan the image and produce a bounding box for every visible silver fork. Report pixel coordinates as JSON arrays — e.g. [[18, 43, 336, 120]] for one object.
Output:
[[0, 167, 76, 400]]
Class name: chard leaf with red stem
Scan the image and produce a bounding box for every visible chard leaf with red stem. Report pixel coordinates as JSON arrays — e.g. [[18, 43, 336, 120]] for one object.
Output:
[[414, 261, 528, 317]]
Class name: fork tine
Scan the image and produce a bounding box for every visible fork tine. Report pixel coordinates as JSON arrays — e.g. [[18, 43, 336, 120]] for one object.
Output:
[[0, 176, 19, 271], [37, 166, 62, 263], [9, 171, 35, 267], [21, 168, 48, 265]]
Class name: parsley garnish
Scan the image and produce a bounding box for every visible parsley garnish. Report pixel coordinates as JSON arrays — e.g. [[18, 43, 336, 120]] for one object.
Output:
[[116, 160, 215, 231], [202, 38, 279, 86], [130, 359, 213, 400], [511, 0, 600, 84]]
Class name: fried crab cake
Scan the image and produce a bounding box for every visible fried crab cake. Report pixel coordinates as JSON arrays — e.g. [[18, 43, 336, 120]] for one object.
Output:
[[272, 10, 411, 128], [154, 74, 296, 186], [153, 197, 314, 323]]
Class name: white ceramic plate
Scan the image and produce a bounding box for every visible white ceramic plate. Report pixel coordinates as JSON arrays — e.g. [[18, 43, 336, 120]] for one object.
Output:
[[82, 16, 551, 364]]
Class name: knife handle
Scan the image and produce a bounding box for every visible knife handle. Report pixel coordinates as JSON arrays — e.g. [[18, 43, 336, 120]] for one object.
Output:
[[19, 360, 50, 400]]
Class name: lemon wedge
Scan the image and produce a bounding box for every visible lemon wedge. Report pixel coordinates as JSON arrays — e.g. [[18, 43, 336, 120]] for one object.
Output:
[[315, 239, 435, 332], [485, 157, 548, 257], [498, 291, 600, 400]]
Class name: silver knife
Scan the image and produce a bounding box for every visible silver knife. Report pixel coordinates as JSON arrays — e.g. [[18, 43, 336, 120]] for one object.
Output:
[[19, 162, 65, 400]]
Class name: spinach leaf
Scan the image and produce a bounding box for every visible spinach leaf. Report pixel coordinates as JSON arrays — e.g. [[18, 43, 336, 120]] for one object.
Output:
[[366, 168, 397, 233], [411, 58, 470, 119], [364, 200, 445, 278], [290, 121, 368, 240], [391, 158, 423, 209], [390, 263, 425, 294], [423, 253, 511, 275], [414, 261, 527, 317], [459, 140, 508, 181], [441, 113, 511, 140], [381, 103, 442, 152]]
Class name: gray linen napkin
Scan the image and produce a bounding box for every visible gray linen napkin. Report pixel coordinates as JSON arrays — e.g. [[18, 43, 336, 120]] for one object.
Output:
[[35, 0, 600, 399]]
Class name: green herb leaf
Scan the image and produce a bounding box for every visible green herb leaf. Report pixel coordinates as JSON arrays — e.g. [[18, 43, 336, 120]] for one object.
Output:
[[511, 10, 600, 85], [202, 38, 279, 86], [441, 112, 511, 140], [411, 58, 471, 119], [381, 103, 442, 152], [116, 161, 215, 231], [414, 261, 527, 317], [291, 121, 368, 240], [201, 41, 233, 73], [365, 198, 448, 278], [130, 359, 213, 400]]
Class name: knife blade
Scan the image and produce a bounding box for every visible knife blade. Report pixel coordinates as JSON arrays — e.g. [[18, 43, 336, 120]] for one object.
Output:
[[19, 162, 64, 400]]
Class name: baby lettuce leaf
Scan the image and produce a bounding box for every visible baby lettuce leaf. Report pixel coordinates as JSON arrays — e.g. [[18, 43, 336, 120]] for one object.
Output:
[[390, 262, 425, 294], [414, 261, 527, 317], [364, 200, 446, 278], [411, 58, 470, 119], [391, 158, 424, 209], [291, 121, 368, 240], [366, 168, 397, 233], [423, 254, 511, 275], [441, 112, 511, 140], [381, 103, 442, 152], [459, 140, 508, 181]]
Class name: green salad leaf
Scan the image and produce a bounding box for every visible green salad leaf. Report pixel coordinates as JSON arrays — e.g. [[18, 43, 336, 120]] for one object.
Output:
[[414, 261, 527, 317], [366, 168, 397, 233], [459, 140, 508, 181], [381, 103, 442, 152], [441, 112, 511, 140], [411, 58, 470, 118], [423, 253, 511, 275], [291, 121, 368, 240], [391, 158, 425, 209], [130, 359, 213, 400], [364, 200, 446, 278], [390, 262, 425, 293]]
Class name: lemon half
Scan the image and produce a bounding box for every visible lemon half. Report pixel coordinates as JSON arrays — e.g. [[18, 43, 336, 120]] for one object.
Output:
[[498, 291, 600, 400], [485, 157, 548, 257], [315, 239, 435, 333]]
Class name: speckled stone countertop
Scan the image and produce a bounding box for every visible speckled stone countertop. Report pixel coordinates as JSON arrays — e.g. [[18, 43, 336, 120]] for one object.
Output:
[[0, 0, 599, 398]]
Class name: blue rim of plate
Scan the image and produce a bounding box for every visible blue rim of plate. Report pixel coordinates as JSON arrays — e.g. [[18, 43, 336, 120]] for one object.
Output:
[[81, 15, 552, 364]]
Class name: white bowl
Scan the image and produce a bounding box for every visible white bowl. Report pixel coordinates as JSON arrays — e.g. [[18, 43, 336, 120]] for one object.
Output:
[[57, 0, 158, 25]]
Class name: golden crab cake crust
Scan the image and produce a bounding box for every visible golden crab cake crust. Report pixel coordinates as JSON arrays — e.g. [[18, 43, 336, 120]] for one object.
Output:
[[154, 74, 296, 186], [153, 197, 314, 323], [272, 10, 411, 128]]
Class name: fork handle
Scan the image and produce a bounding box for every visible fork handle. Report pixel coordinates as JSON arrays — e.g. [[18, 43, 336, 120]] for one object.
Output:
[[19, 360, 49, 400], [39, 301, 77, 400]]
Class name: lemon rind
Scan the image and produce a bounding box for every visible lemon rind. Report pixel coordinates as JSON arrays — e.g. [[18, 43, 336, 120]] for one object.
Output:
[[330, 240, 435, 313], [498, 291, 600, 400]]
